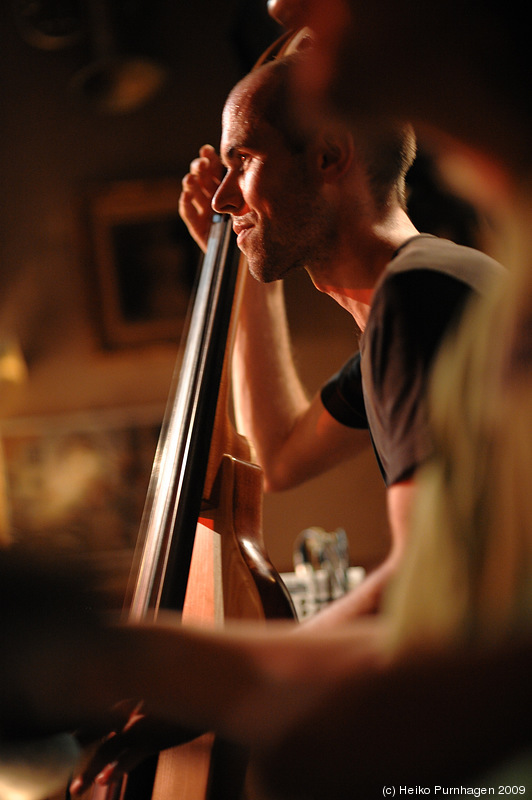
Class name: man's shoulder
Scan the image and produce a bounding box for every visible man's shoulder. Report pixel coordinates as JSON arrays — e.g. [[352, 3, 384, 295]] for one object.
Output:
[[386, 234, 505, 293]]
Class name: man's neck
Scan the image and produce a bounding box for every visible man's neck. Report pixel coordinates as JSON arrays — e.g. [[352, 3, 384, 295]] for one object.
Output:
[[310, 208, 419, 331]]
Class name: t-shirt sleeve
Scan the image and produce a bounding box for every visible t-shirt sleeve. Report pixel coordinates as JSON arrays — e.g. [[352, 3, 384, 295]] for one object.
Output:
[[366, 268, 473, 485], [320, 352, 369, 429]]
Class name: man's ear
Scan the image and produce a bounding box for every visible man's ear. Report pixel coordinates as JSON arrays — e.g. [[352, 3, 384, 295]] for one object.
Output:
[[317, 129, 354, 182]]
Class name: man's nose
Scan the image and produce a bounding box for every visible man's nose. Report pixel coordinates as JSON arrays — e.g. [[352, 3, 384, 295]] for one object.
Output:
[[212, 173, 245, 214]]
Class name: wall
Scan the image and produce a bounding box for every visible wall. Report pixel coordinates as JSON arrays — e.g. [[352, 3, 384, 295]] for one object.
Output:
[[0, 1, 390, 589]]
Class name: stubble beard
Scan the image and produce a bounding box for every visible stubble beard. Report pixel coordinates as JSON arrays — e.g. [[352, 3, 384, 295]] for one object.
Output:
[[244, 204, 336, 285], [246, 243, 302, 284]]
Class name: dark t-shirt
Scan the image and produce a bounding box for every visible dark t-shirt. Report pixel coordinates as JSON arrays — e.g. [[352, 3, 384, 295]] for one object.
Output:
[[321, 235, 504, 486]]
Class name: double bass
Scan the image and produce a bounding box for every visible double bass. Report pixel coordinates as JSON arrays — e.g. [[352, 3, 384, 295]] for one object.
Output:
[[94, 29, 312, 800], [121, 216, 294, 800]]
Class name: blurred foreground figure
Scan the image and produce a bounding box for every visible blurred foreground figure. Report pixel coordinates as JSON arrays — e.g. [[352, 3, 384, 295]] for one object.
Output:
[[1, 549, 532, 800], [303, 0, 531, 179], [294, 0, 532, 790]]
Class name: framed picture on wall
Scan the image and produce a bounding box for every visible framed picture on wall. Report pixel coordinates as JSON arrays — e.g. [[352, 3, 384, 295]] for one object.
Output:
[[86, 178, 200, 348]]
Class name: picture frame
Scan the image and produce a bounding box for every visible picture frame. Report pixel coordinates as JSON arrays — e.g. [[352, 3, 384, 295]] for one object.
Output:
[[87, 178, 199, 348]]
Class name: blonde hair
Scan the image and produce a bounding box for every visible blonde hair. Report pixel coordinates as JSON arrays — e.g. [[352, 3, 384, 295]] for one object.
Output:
[[386, 193, 532, 652]]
